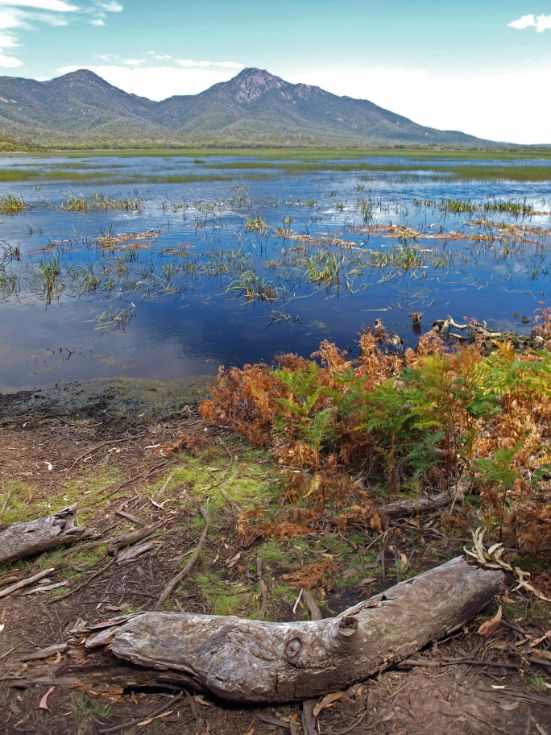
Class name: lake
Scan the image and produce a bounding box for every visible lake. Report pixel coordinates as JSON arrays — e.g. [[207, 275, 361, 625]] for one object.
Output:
[[0, 151, 549, 389]]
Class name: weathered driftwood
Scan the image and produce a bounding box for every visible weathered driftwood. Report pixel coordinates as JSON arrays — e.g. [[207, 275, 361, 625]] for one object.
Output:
[[78, 557, 504, 703], [0, 505, 87, 565], [378, 479, 467, 519], [379, 489, 457, 518]]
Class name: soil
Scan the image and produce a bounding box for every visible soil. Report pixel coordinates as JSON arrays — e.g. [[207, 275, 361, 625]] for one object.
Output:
[[0, 380, 549, 735]]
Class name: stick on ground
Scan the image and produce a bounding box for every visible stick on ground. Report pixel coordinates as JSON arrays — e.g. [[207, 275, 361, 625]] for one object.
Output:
[[155, 504, 210, 610]]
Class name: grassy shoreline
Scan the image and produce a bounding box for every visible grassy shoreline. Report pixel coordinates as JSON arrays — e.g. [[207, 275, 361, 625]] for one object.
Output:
[[2, 146, 551, 160]]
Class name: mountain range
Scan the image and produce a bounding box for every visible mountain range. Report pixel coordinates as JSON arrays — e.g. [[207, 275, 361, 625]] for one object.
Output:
[[0, 67, 496, 148]]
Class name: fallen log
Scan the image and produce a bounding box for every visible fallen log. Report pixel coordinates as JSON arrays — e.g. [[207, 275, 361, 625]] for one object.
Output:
[[0, 505, 87, 565], [379, 489, 457, 518], [72, 556, 504, 704]]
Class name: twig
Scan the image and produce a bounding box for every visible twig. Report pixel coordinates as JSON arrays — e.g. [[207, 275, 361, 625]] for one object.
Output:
[[256, 555, 269, 618], [107, 522, 163, 553], [0, 488, 13, 518], [301, 699, 316, 735], [155, 504, 210, 609], [321, 701, 370, 735], [113, 460, 169, 496], [256, 713, 291, 730], [302, 589, 322, 621], [65, 433, 147, 474], [18, 643, 67, 662], [466, 712, 514, 735], [0, 568, 54, 599], [114, 510, 145, 526], [97, 692, 184, 734], [292, 588, 303, 615], [400, 655, 521, 671], [218, 436, 238, 462], [48, 559, 116, 604]]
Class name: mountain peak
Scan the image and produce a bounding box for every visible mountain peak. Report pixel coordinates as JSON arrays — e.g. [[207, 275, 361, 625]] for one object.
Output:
[[51, 69, 107, 86], [0, 66, 491, 146], [225, 67, 290, 103]]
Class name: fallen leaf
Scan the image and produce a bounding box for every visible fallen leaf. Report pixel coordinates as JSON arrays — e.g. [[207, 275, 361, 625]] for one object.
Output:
[[360, 577, 376, 586], [227, 551, 242, 568], [313, 691, 344, 717], [38, 686, 55, 711], [477, 605, 503, 637], [137, 710, 172, 727], [304, 473, 321, 498]]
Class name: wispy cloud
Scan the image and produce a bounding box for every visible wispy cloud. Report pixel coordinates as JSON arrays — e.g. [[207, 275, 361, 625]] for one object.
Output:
[[0, 1, 123, 67], [88, 0, 123, 27], [96, 1, 122, 11], [0, 1, 77, 10], [508, 13, 551, 32]]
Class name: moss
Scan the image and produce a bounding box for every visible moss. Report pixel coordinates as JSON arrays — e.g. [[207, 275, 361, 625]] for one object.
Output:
[[0, 480, 36, 524], [0, 466, 123, 527], [526, 675, 550, 693], [146, 451, 275, 512], [194, 571, 249, 616], [259, 538, 293, 566]]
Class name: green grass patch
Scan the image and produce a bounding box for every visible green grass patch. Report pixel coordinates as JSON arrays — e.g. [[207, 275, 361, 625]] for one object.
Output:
[[194, 570, 249, 616], [25, 147, 551, 161]]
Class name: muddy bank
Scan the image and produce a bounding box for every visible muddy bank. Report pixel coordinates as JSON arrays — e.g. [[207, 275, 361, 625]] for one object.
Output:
[[0, 375, 213, 427]]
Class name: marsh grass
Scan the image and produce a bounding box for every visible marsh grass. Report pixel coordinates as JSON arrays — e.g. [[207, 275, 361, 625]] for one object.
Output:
[[0, 194, 25, 214], [62, 193, 143, 212]]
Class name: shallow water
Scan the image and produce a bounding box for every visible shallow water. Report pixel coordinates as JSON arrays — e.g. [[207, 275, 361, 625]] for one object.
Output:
[[0, 152, 549, 389]]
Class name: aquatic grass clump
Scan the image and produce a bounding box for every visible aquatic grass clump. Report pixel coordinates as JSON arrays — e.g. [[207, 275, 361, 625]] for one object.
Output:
[[36, 256, 62, 303], [482, 200, 535, 216], [0, 268, 18, 298], [62, 194, 143, 212], [0, 194, 25, 214], [227, 270, 279, 303], [245, 216, 270, 234]]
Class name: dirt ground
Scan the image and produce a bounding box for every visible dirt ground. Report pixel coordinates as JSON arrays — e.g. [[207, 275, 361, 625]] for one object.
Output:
[[0, 381, 550, 735]]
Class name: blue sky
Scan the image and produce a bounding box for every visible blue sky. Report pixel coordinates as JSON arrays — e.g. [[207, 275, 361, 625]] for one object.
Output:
[[0, 1, 550, 142]]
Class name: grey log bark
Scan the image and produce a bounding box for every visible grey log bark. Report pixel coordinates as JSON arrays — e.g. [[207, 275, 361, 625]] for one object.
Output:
[[0, 505, 87, 564], [378, 489, 456, 517], [83, 557, 504, 704]]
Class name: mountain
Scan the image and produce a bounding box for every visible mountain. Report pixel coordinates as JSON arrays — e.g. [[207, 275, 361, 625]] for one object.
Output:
[[0, 67, 496, 148]]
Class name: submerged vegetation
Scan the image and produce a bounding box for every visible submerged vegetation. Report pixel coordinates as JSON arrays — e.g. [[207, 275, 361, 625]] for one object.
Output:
[[0, 150, 549, 388]]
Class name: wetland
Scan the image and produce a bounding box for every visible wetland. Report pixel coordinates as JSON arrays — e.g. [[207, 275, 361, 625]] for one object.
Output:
[[0, 148, 549, 389]]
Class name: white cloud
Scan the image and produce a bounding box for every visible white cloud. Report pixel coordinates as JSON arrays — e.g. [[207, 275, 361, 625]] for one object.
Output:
[[0, 31, 17, 45], [148, 51, 173, 61], [96, 1, 122, 11], [0, 9, 22, 28], [283, 65, 551, 144], [89, 16, 104, 25], [176, 59, 243, 69], [508, 13, 551, 31], [56, 62, 245, 100], [0, 0, 77, 10], [0, 50, 22, 66], [0, 1, 107, 68]]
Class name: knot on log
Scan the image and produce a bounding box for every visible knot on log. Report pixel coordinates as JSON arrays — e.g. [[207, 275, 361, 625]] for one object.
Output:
[[284, 637, 303, 661]]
